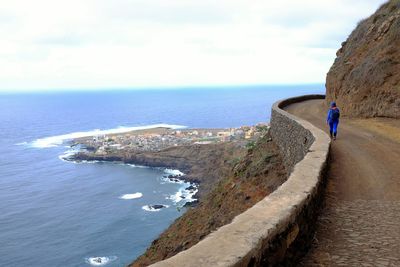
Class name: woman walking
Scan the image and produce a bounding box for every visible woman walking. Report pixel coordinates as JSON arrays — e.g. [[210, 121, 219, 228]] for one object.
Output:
[[327, 102, 340, 140]]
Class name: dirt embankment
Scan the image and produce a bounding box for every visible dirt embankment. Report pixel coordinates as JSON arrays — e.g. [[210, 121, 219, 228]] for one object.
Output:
[[326, 0, 400, 118], [129, 133, 287, 267]]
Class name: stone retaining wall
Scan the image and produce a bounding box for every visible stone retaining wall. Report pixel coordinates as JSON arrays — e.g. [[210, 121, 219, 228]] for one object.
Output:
[[150, 95, 330, 267], [270, 95, 324, 172]]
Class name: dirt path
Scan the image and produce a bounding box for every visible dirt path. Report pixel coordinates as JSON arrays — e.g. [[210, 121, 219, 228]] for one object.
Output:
[[285, 99, 400, 266]]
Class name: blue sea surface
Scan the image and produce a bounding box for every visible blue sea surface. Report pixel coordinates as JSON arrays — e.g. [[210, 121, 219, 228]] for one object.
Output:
[[0, 85, 324, 267]]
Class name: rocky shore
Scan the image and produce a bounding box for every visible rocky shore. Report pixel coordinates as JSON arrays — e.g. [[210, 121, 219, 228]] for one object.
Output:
[[65, 124, 269, 200], [63, 123, 287, 266]]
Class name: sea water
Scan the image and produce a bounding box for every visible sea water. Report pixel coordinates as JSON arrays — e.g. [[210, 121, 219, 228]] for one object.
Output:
[[0, 85, 324, 266]]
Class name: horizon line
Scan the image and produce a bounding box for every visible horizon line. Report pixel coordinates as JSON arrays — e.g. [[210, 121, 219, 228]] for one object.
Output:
[[0, 82, 325, 94]]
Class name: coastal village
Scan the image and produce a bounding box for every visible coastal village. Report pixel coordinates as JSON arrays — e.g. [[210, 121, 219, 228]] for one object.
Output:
[[72, 124, 269, 155]]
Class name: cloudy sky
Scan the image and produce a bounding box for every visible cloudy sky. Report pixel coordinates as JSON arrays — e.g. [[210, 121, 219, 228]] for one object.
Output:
[[0, 0, 386, 91]]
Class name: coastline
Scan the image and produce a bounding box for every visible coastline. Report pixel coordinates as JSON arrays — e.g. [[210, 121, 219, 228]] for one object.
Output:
[[59, 123, 289, 266], [64, 125, 268, 200], [2, 86, 326, 267]]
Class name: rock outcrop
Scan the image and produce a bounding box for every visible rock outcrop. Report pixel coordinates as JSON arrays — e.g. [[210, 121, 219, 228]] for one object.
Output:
[[72, 141, 247, 199], [326, 0, 400, 118]]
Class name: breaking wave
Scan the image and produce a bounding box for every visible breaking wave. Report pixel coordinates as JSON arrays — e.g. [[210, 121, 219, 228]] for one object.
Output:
[[85, 256, 117, 266], [28, 124, 187, 148], [119, 193, 143, 200], [163, 169, 185, 176], [167, 185, 198, 204], [142, 204, 169, 212]]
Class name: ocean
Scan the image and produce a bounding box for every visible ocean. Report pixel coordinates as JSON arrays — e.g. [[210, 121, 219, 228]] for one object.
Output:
[[0, 85, 324, 267]]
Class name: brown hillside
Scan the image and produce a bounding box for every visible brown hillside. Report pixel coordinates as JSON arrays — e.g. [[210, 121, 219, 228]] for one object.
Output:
[[130, 133, 287, 267], [326, 0, 400, 118]]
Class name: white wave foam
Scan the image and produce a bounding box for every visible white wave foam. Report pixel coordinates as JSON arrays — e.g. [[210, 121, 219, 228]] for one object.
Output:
[[162, 169, 186, 184], [167, 184, 198, 204], [30, 124, 187, 148], [142, 204, 169, 212], [161, 176, 185, 184], [126, 164, 150, 169], [62, 159, 101, 164], [119, 193, 143, 200], [58, 149, 78, 162], [85, 256, 117, 266], [164, 169, 185, 176], [167, 190, 184, 203]]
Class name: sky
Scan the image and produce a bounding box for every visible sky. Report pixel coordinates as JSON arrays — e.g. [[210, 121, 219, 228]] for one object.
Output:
[[0, 0, 387, 92]]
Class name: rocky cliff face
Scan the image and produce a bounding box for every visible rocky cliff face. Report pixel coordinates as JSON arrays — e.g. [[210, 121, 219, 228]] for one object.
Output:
[[326, 0, 400, 118]]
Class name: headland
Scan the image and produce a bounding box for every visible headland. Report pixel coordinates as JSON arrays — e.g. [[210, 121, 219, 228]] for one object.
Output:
[[63, 123, 288, 266], [65, 124, 270, 201]]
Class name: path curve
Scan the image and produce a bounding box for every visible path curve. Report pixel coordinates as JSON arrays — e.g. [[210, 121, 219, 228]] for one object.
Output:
[[285, 99, 400, 266]]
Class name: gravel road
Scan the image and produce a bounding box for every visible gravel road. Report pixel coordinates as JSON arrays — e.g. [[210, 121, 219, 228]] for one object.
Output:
[[285, 99, 400, 266]]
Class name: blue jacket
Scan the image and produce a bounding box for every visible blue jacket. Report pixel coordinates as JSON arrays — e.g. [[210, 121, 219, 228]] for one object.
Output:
[[327, 108, 340, 123]]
